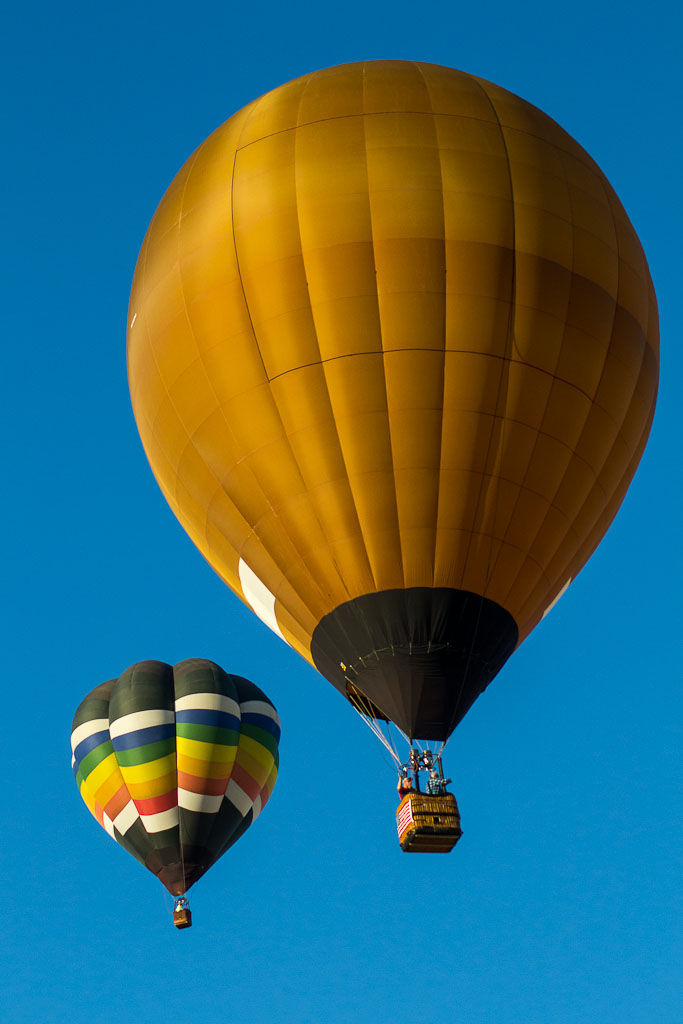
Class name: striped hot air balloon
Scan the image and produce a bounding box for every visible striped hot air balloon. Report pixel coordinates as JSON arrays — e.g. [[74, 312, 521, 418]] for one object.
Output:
[[71, 659, 279, 917]]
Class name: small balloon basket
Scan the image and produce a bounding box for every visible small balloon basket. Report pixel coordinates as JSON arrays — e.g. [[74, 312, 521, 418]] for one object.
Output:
[[173, 898, 192, 929], [396, 792, 462, 852]]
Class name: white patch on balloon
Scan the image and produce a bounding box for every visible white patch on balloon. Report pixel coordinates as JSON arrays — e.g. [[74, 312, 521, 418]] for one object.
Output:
[[238, 558, 286, 642], [542, 578, 572, 619]]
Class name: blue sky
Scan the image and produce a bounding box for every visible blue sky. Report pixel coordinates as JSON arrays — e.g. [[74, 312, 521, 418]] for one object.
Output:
[[2, 2, 680, 1022]]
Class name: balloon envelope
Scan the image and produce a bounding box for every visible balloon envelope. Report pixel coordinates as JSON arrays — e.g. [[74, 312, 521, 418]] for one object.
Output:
[[71, 659, 280, 895], [127, 61, 658, 741]]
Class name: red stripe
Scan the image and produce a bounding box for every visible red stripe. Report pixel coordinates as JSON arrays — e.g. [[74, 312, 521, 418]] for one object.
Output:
[[231, 763, 261, 802], [177, 771, 227, 796], [135, 790, 177, 815]]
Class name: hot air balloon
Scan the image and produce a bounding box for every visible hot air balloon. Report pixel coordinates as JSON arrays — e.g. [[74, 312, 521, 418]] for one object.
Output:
[[127, 61, 658, 849], [71, 659, 280, 924]]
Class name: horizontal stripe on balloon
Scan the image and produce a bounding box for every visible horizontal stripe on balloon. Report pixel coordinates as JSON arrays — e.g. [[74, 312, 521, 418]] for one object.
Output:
[[224, 777, 254, 817], [113, 801, 138, 835], [176, 772, 230, 796], [74, 740, 115, 784], [175, 692, 240, 716], [178, 790, 223, 813], [175, 723, 239, 747], [134, 790, 178, 816], [109, 709, 174, 739], [176, 736, 237, 763], [140, 807, 179, 832], [175, 709, 240, 730], [240, 712, 281, 740], [79, 750, 119, 791], [73, 728, 112, 764], [240, 700, 280, 724], [176, 771, 227, 796], [236, 734, 276, 773], [113, 736, 175, 767], [232, 752, 272, 793], [79, 780, 97, 818], [117, 752, 176, 783], [71, 717, 109, 751], [103, 814, 116, 838], [240, 722, 279, 757], [175, 751, 234, 779], [230, 762, 263, 802], [110, 722, 175, 751], [90, 767, 126, 808], [102, 783, 130, 821], [125, 771, 176, 800]]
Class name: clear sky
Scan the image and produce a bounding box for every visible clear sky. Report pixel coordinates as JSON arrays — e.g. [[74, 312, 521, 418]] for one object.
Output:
[[2, 3, 680, 1022]]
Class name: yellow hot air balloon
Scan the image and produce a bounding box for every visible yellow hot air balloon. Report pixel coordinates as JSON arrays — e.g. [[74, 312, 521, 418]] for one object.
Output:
[[127, 61, 658, 779]]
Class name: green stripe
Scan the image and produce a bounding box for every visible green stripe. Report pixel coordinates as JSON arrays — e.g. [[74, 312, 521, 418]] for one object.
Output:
[[240, 723, 279, 757], [78, 740, 114, 780], [176, 723, 239, 745], [114, 737, 176, 767]]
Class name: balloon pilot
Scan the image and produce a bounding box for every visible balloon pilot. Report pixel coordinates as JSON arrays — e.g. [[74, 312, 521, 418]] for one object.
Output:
[[395, 748, 461, 853], [398, 748, 451, 797]]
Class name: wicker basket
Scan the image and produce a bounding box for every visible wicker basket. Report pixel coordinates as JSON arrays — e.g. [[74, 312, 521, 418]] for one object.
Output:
[[396, 792, 462, 852], [173, 907, 192, 929]]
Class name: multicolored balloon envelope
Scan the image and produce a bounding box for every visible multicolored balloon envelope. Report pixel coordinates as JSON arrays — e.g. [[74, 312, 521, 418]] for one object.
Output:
[[71, 659, 279, 896], [127, 60, 658, 751]]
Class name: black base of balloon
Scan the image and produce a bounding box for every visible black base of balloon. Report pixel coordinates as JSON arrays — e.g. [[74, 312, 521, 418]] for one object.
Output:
[[310, 587, 518, 741]]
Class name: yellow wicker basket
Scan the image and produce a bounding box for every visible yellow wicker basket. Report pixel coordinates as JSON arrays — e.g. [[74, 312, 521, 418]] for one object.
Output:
[[396, 792, 462, 852]]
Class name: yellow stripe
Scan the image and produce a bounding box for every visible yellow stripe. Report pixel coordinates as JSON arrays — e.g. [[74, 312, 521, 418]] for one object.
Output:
[[79, 780, 100, 822], [126, 771, 177, 800], [235, 743, 274, 787], [236, 733, 275, 772], [119, 753, 176, 784], [93, 770, 127, 807], [178, 751, 235, 779], [83, 751, 121, 793], [176, 736, 236, 763]]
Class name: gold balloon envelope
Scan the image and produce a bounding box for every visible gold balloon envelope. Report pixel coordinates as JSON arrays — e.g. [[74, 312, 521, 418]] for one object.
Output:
[[127, 61, 658, 742]]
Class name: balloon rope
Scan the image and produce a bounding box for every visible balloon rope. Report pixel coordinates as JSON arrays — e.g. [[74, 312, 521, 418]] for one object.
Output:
[[382, 719, 404, 767], [347, 690, 402, 769]]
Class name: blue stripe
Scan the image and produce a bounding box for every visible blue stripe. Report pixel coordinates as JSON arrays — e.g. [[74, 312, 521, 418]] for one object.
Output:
[[111, 722, 175, 751], [73, 729, 111, 764], [241, 712, 280, 740], [175, 709, 240, 730]]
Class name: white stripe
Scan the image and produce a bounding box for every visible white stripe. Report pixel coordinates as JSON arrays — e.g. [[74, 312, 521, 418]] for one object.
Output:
[[175, 692, 240, 716], [103, 813, 115, 838], [113, 801, 138, 835], [251, 794, 263, 820], [238, 559, 286, 641], [109, 709, 174, 738], [141, 807, 179, 832], [71, 718, 110, 751], [178, 790, 223, 813], [240, 700, 279, 725], [542, 578, 572, 618], [130, 312, 137, 327], [224, 778, 252, 817]]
